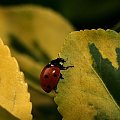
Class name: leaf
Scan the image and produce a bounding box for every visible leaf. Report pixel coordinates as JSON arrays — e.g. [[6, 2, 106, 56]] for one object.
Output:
[[0, 106, 19, 120], [0, 39, 32, 120], [0, 5, 74, 59], [0, 5, 73, 119], [54, 29, 120, 120], [0, 5, 74, 95], [89, 43, 120, 105]]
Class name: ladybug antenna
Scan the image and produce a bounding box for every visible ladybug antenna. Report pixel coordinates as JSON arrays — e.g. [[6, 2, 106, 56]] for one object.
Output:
[[58, 53, 60, 58], [57, 53, 66, 63]]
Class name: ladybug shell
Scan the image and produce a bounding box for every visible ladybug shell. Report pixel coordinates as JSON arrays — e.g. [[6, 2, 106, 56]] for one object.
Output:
[[40, 65, 60, 93]]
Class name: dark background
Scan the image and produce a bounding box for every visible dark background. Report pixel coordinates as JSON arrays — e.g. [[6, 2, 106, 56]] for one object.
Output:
[[0, 0, 120, 30]]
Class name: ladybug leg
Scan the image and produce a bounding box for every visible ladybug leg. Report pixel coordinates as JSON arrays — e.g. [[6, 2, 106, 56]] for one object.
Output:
[[60, 65, 74, 70], [60, 73, 64, 79], [53, 86, 58, 93]]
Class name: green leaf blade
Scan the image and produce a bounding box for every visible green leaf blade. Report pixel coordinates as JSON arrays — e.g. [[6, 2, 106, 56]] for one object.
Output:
[[55, 29, 120, 120]]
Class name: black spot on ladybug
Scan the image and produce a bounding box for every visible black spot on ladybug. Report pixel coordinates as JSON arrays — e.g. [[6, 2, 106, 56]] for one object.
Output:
[[44, 75, 49, 78], [53, 74, 58, 77], [47, 85, 51, 89]]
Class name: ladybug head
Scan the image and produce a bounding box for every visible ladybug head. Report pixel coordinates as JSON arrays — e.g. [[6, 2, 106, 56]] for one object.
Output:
[[50, 58, 66, 67]]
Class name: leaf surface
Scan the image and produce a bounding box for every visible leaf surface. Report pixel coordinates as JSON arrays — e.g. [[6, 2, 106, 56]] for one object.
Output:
[[55, 29, 120, 120], [0, 5, 74, 95], [0, 39, 32, 120]]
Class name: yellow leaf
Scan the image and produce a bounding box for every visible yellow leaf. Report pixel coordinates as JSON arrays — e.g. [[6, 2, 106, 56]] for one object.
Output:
[[0, 5, 74, 59], [0, 39, 32, 120], [55, 29, 120, 120]]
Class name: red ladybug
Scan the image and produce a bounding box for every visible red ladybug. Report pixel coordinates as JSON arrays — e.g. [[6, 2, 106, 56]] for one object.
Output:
[[40, 58, 74, 93]]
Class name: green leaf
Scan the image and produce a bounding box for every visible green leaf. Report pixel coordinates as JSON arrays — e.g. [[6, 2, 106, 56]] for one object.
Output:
[[0, 106, 19, 120], [55, 29, 120, 120]]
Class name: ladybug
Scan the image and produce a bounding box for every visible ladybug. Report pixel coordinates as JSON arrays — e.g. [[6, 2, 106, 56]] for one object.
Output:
[[40, 58, 74, 93]]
